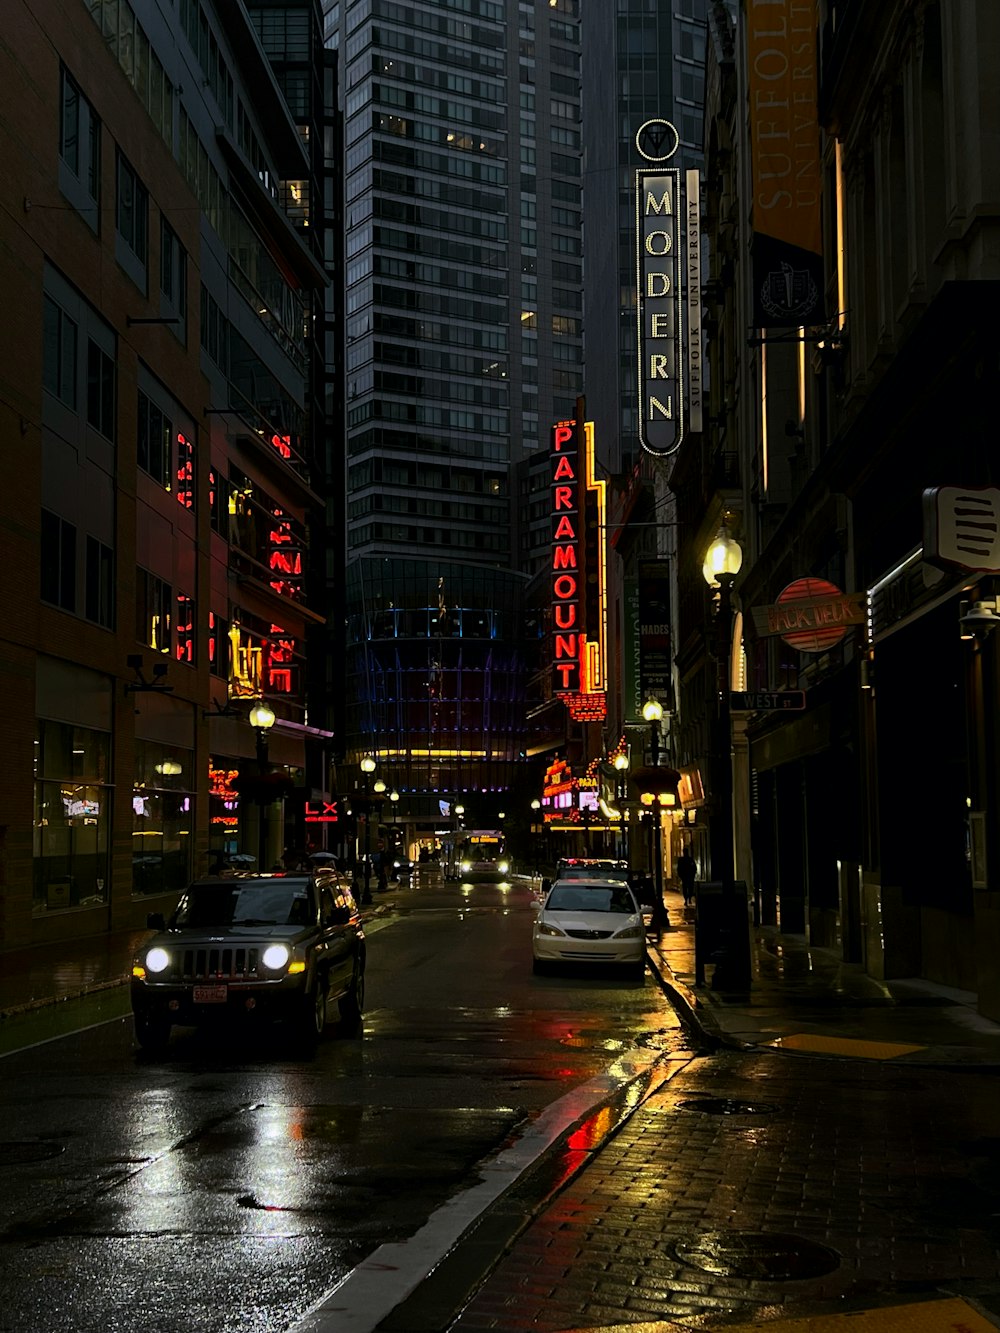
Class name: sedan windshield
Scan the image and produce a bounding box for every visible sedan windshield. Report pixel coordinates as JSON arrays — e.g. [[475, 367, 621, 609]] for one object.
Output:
[[546, 885, 637, 914], [173, 879, 313, 928]]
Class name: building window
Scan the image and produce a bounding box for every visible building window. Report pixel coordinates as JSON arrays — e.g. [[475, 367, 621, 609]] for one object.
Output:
[[136, 568, 172, 653], [117, 151, 148, 263], [60, 66, 101, 204], [209, 609, 230, 677], [160, 218, 187, 337], [40, 509, 76, 612], [137, 390, 172, 489], [33, 720, 111, 913], [43, 296, 78, 407], [132, 741, 194, 896], [87, 340, 116, 439], [85, 536, 115, 628], [175, 592, 196, 664]]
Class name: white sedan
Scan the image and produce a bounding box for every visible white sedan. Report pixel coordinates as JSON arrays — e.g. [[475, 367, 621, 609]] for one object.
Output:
[[532, 878, 646, 978]]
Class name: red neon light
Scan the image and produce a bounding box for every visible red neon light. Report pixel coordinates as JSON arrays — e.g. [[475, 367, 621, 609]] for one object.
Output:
[[209, 766, 239, 800], [271, 433, 292, 459], [175, 433, 194, 509], [305, 801, 339, 824]]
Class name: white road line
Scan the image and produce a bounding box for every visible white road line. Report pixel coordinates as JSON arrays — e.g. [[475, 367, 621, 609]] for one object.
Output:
[[289, 1047, 681, 1333]]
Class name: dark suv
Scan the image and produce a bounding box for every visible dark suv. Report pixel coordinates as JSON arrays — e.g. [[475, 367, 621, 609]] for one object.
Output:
[[130, 872, 366, 1052]]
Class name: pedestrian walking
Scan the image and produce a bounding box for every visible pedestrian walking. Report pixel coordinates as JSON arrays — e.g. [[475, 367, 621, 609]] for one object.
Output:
[[677, 849, 697, 907]]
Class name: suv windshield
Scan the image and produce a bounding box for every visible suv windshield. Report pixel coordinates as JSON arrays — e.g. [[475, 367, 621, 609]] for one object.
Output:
[[173, 878, 313, 929]]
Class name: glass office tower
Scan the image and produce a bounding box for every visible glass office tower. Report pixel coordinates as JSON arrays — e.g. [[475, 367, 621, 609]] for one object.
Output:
[[327, 0, 584, 797]]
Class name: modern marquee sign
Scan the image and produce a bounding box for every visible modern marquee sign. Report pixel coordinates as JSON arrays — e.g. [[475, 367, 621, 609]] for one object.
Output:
[[635, 120, 697, 456]]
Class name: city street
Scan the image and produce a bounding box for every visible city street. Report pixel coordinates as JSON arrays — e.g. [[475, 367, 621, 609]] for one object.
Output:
[[0, 875, 690, 1333]]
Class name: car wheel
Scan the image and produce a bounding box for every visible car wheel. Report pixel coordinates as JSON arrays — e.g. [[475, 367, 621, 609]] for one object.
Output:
[[532, 958, 549, 976], [629, 961, 646, 983], [298, 979, 327, 1047], [134, 1011, 171, 1052], [338, 962, 365, 1028]]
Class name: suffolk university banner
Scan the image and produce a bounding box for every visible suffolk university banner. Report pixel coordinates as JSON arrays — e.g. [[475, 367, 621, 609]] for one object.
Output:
[[747, 0, 824, 327]]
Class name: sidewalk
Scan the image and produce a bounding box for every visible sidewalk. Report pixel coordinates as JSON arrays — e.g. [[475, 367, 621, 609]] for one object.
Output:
[[648, 884, 1000, 1068]]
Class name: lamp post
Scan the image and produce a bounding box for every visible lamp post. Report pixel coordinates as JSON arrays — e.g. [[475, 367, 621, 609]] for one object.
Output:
[[249, 700, 276, 870], [702, 527, 751, 990], [360, 755, 376, 904], [530, 799, 541, 877], [641, 699, 667, 928], [389, 788, 400, 868], [451, 803, 465, 880], [614, 752, 630, 863]]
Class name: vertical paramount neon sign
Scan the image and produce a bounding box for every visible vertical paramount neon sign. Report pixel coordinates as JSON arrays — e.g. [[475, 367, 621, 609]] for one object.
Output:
[[551, 418, 608, 721], [635, 119, 684, 456]]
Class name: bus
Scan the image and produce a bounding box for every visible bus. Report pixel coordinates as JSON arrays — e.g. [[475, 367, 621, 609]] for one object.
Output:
[[452, 829, 511, 882]]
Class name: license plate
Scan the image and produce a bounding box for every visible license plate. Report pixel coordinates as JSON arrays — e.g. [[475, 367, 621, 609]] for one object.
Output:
[[193, 985, 228, 1004]]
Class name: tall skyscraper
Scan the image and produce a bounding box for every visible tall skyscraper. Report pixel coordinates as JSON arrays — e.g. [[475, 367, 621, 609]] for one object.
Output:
[[325, 0, 585, 803]]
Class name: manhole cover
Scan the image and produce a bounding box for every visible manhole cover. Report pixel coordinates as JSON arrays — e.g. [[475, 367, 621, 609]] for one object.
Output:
[[674, 1231, 840, 1280], [0, 1141, 65, 1166], [677, 1097, 778, 1116]]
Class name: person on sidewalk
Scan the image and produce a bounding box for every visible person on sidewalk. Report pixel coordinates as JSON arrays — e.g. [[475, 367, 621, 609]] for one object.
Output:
[[677, 850, 697, 907]]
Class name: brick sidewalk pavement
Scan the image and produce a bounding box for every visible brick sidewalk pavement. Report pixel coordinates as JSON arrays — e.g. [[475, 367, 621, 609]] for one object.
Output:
[[446, 1044, 1000, 1331]]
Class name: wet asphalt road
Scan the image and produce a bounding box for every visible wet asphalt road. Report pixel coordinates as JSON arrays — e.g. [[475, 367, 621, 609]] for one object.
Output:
[[0, 876, 690, 1333]]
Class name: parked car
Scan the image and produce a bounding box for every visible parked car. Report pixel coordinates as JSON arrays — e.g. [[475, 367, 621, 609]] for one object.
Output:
[[532, 877, 646, 979], [391, 857, 415, 880], [130, 871, 366, 1052], [542, 860, 631, 894]]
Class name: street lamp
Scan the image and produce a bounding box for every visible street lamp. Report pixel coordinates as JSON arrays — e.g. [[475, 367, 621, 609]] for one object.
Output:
[[530, 799, 541, 876], [642, 698, 663, 765], [702, 526, 751, 990], [614, 752, 630, 863], [249, 700, 275, 870], [360, 755, 376, 905], [389, 789, 400, 860]]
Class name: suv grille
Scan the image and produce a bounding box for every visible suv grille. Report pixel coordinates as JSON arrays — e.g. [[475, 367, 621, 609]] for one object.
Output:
[[179, 947, 261, 981]]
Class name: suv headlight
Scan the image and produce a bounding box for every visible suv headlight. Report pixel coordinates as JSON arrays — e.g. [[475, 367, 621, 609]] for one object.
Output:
[[145, 947, 171, 973], [262, 944, 290, 971]]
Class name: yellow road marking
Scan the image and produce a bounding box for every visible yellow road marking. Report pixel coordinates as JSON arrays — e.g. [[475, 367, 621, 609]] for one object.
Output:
[[770, 1033, 925, 1060], [572, 1295, 998, 1332]]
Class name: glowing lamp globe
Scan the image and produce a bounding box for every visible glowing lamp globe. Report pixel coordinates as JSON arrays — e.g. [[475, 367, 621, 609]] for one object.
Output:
[[703, 533, 743, 587], [249, 701, 275, 731]]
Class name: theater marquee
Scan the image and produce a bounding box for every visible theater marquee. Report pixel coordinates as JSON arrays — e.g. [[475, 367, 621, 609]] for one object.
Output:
[[550, 417, 607, 721], [635, 119, 684, 456]]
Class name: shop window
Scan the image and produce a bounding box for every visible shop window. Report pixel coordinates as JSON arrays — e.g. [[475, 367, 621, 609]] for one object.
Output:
[[132, 741, 195, 896], [33, 720, 111, 913]]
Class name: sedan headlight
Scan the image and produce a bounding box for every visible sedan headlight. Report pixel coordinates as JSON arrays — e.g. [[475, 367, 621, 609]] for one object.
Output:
[[497, 860, 510, 874], [536, 921, 566, 938], [262, 944, 290, 971], [145, 947, 171, 973], [614, 924, 644, 939], [460, 861, 472, 873]]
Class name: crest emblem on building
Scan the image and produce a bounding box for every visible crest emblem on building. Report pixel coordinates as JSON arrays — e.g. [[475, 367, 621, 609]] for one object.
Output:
[[759, 262, 820, 322]]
